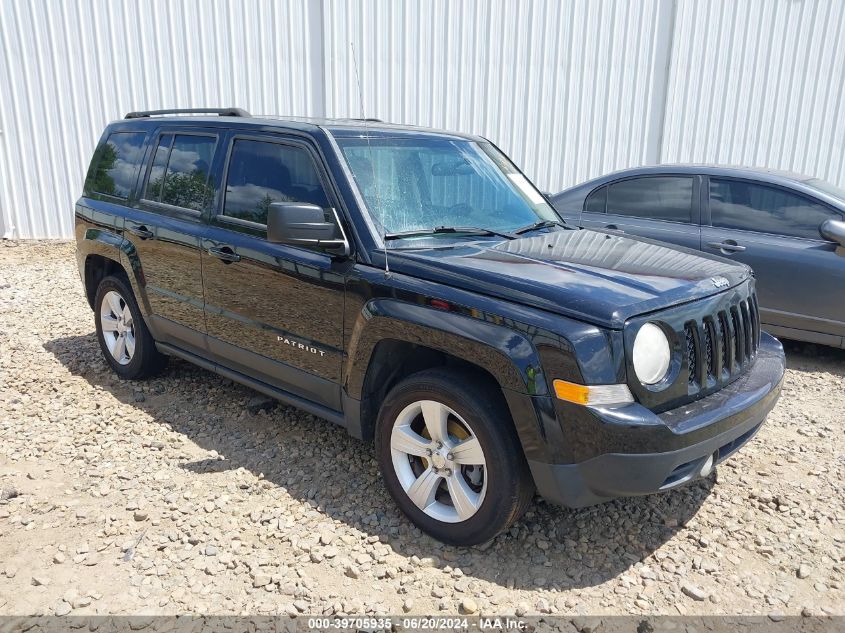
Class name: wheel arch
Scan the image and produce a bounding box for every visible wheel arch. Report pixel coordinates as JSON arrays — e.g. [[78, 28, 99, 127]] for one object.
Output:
[[77, 227, 148, 314], [343, 299, 550, 452]]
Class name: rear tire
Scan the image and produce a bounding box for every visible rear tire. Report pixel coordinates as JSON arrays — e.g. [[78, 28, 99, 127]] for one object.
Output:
[[376, 368, 534, 545], [93, 275, 167, 380]]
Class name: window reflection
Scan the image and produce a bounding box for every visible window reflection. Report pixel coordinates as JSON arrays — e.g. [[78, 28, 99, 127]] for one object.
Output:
[[143, 135, 215, 211], [222, 140, 330, 225], [710, 179, 838, 240], [86, 132, 147, 198], [607, 177, 693, 223]]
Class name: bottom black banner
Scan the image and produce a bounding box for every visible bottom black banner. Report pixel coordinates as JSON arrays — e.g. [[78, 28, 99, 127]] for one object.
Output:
[[0, 616, 841, 633]]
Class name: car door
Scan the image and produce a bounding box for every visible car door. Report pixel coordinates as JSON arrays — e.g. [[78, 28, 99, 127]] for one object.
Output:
[[201, 133, 348, 411], [585, 175, 702, 250], [122, 129, 219, 355], [702, 176, 845, 343]]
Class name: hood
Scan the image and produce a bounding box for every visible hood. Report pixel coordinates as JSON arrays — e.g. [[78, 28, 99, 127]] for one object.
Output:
[[385, 229, 751, 329]]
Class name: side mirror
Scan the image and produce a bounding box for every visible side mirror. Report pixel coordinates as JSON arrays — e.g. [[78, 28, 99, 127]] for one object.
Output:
[[267, 202, 349, 256], [819, 218, 845, 246]]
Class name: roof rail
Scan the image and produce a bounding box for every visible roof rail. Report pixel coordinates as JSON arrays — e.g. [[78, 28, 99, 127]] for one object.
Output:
[[124, 107, 251, 120]]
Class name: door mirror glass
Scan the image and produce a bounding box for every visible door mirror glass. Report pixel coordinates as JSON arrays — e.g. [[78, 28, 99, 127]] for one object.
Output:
[[267, 202, 349, 256], [819, 218, 845, 246]]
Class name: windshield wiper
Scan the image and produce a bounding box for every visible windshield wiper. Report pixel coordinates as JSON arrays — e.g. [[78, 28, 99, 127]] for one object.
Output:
[[513, 219, 567, 235], [384, 226, 517, 241]]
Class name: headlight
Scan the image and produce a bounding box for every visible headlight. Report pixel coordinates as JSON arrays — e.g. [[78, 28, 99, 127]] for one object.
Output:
[[632, 322, 671, 385]]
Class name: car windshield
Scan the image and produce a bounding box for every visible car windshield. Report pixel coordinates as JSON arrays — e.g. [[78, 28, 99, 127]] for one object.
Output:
[[336, 136, 560, 243]]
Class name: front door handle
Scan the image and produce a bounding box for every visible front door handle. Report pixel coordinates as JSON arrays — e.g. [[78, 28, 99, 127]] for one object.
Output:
[[605, 224, 624, 233], [707, 241, 746, 253], [207, 245, 241, 263], [127, 225, 154, 240]]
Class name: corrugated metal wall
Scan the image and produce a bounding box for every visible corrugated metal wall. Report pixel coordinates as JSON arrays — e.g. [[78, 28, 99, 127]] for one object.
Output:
[[1, 0, 843, 239], [0, 0, 319, 238], [662, 0, 845, 188], [323, 0, 665, 197]]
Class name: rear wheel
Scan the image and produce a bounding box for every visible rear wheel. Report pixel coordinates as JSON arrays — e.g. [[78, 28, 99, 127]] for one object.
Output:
[[376, 369, 534, 545], [93, 275, 166, 380]]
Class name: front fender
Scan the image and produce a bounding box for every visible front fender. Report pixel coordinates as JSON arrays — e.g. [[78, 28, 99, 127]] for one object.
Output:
[[343, 298, 568, 461], [344, 298, 547, 398]]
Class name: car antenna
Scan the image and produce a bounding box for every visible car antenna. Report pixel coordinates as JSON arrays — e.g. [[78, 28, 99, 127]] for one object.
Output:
[[351, 42, 390, 278]]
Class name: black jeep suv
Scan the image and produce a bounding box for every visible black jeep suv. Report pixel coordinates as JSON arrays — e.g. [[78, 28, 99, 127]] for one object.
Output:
[[76, 108, 785, 545]]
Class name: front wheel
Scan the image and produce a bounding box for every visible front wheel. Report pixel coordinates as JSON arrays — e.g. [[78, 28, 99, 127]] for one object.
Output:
[[376, 369, 534, 545]]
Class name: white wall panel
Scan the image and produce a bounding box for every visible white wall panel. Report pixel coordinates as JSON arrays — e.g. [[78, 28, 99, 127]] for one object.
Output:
[[0, 0, 316, 238], [1, 0, 843, 239], [323, 0, 665, 193], [662, 0, 845, 187]]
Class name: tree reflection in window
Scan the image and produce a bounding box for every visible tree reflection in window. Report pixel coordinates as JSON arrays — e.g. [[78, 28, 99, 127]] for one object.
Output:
[[222, 140, 330, 225], [145, 134, 216, 211], [86, 132, 146, 198]]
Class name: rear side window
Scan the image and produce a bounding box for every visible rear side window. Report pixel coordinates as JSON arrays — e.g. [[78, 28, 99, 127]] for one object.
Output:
[[710, 178, 840, 239], [607, 176, 693, 223], [222, 139, 330, 225], [143, 134, 216, 211], [584, 185, 607, 213], [85, 132, 146, 198]]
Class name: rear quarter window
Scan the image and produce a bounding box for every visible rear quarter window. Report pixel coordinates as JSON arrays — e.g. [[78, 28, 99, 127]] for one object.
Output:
[[85, 131, 147, 199]]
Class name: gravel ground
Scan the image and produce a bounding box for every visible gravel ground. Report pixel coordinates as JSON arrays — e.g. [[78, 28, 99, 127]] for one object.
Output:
[[0, 240, 843, 618]]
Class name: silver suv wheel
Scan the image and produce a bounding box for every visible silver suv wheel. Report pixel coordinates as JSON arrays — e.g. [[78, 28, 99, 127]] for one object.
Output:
[[390, 399, 487, 523], [99, 290, 135, 366]]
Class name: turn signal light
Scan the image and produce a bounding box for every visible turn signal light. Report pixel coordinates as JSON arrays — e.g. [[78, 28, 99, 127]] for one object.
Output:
[[553, 379, 634, 406]]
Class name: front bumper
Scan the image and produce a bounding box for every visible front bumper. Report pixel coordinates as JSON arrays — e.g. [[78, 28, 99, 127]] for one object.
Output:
[[529, 332, 785, 508]]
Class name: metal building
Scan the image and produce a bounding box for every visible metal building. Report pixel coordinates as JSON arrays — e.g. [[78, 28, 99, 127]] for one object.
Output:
[[1, 0, 843, 239]]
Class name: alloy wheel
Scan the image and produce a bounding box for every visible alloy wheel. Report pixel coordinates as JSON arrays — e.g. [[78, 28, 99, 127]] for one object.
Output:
[[99, 290, 135, 366], [390, 399, 487, 523]]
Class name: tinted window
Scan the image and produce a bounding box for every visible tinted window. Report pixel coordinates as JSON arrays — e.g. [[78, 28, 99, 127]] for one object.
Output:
[[607, 176, 693, 223], [585, 186, 607, 213], [710, 179, 840, 239], [222, 140, 330, 225], [145, 135, 172, 201], [85, 132, 146, 198], [143, 134, 215, 211]]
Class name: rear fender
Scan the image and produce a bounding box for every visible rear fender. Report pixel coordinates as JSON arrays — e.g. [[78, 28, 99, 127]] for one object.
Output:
[[76, 222, 149, 317]]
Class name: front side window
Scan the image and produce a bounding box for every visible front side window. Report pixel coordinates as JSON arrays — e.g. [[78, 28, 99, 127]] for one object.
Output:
[[222, 139, 330, 225], [144, 134, 216, 211], [336, 137, 558, 240], [85, 131, 147, 198], [710, 179, 840, 239], [607, 176, 693, 223]]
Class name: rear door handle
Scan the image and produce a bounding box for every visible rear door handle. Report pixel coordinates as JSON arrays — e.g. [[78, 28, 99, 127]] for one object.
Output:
[[207, 245, 241, 263], [127, 224, 154, 240], [605, 224, 624, 233], [707, 241, 746, 253]]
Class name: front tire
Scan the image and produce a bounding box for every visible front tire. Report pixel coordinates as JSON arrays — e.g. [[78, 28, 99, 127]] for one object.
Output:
[[376, 369, 534, 545], [93, 275, 166, 380]]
